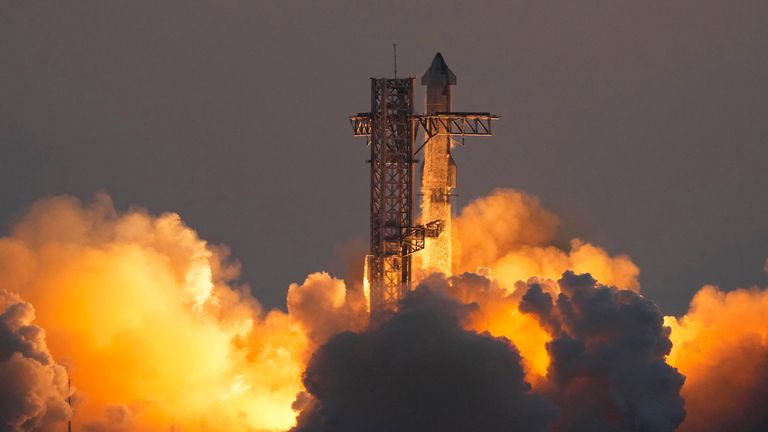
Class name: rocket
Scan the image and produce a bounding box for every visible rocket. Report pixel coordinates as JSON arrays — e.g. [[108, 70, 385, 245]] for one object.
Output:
[[419, 53, 457, 275]]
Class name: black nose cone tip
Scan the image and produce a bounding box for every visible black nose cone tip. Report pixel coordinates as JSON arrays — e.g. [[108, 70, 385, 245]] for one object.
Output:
[[422, 52, 457, 86]]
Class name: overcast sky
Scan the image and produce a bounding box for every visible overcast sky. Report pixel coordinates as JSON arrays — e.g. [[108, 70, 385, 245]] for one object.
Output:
[[1, 1, 766, 314]]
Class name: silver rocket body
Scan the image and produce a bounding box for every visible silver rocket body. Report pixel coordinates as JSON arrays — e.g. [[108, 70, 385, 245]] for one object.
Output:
[[419, 53, 457, 275]]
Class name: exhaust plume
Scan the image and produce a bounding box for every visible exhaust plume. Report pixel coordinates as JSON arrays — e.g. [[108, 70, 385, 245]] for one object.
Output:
[[2, 189, 765, 431], [451, 189, 639, 291], [287, 272, 366, 348], [418, 271, 554, 380], [667, 284, 768, 432], [292, 284, 556, 432], [417, 189, 644, 380], [0, 194, 312, 431], [293, 269, 688, 432]]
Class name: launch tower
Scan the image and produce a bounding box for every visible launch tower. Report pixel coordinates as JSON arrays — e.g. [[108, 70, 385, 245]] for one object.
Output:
[[350, 53, 497, 323]]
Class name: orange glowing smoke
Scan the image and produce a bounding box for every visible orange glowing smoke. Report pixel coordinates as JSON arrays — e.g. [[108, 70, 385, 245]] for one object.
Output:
[[666, 284, 768, 431], [3, 189, 765, 431], [426, 273, 554, 380], [435, 190, 768, 427], [438, 189, 641, 379], [452, 189, 639, 291], [0, 194, 354, 431]]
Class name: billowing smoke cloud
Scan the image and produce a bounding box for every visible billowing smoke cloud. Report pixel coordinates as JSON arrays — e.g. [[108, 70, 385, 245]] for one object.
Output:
[[416, 271, 554, 380], [292, 285, 556, 432], [520, 271, 686, 432], [0, 194, 324, 431], [287, 272, 366, 348], [667, 284, 768, 432], [451, 189, 640, 291], [0, 289, 71, 431], [2, 190, 766, 431], [292, 270, 690, 432]]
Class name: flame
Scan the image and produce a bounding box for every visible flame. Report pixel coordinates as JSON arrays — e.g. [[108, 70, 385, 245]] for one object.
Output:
[[362, 255, 371, 312]]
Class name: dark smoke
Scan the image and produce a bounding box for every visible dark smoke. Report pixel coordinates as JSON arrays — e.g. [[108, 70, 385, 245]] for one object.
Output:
[[292, 285, 556, 432], [0, 289, 71, 431], [520, 271, 686, 432]]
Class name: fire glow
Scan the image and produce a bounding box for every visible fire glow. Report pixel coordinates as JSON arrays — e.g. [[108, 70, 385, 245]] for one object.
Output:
[[1, 190, 766, 431]]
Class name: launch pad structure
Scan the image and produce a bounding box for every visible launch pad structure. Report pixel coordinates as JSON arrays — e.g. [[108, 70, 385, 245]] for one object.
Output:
[[350, 53, 497, 323]]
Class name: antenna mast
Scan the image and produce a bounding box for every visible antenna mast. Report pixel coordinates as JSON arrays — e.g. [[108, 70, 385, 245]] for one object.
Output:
[[393, 43, 397, 78]]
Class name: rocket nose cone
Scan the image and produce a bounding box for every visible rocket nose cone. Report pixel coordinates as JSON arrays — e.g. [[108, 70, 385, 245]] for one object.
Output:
[[432, 52, 447, 67], [422, 52, 457, 86]]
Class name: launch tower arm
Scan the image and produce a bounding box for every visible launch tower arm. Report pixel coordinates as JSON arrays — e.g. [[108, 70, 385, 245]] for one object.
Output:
[[414, 112, 498, 153], [350, 113, 372, 136], [401, 220, 444, 256], [417, 112, 498, 138], [354, 112, 498, 149]]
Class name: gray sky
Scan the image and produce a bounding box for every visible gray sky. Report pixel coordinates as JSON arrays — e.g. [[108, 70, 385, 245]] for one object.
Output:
[[1, 1, 766, 314]]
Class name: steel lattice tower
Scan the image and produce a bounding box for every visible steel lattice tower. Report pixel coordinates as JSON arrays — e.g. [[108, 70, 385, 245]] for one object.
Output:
[[368, 78, 415, 320]]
